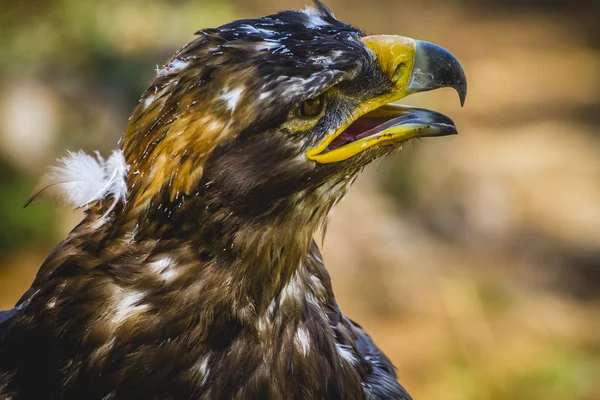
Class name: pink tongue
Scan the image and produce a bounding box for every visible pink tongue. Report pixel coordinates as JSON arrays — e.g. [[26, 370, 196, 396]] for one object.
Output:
[[328, 116, 392, 150]]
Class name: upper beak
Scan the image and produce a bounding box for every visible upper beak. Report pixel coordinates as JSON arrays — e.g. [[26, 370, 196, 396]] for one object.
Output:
[[408, 40, 467, 106], [360, 35, 467, 106], [306, 35, 467, 163]]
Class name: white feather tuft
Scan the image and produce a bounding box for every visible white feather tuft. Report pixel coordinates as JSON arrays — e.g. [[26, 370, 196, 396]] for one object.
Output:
[[30, 150, 130, 210], [103, 150, 130, 207]]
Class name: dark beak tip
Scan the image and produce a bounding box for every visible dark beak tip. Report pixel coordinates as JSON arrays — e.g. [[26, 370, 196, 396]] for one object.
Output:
[[459, 88, 467, 107], [457, 75, 467, 107], [444, 124, 459, 136], [410, 40, 468, 108]]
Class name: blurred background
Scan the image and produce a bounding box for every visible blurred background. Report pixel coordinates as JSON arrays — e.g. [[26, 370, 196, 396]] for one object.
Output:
[[1, 0, 599, 398]]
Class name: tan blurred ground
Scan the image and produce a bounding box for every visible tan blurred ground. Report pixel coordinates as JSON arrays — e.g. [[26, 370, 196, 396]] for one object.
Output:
[[1, 0, 599, 399]]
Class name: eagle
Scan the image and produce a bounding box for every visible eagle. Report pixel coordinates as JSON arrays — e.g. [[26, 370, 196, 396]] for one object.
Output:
[[0, 2, 466, 399]]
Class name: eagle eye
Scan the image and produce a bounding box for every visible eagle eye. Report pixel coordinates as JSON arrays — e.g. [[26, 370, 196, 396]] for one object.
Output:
[[299, 94, 326, 118]]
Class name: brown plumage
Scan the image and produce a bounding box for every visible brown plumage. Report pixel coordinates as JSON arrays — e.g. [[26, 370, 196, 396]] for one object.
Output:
[[0, 2, 466, 399]]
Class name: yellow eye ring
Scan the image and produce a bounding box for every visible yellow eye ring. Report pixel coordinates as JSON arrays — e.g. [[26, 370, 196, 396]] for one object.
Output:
[[299, 94, 326, 118]]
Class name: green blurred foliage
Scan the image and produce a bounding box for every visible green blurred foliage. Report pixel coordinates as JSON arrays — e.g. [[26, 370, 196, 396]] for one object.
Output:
[[0, 161, 56, 251]]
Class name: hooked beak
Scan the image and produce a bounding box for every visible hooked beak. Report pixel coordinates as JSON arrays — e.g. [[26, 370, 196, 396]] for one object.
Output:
[[307, 35, 467, 164]]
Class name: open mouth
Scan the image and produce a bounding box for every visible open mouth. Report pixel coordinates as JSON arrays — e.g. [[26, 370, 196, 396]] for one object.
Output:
[[305, 36, 467, 164], [310, 104, 459, 164], [326, 104, 457, 152]]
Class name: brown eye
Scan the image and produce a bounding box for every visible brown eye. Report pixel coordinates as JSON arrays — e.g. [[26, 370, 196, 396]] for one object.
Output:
[[299, 94, 325, 118]]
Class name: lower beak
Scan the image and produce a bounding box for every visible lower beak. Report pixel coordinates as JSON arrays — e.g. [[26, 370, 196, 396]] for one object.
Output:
[[311, 104, 457, 164]]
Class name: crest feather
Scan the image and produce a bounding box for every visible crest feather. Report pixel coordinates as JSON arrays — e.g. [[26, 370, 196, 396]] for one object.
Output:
[[312, 0, 336, 19]]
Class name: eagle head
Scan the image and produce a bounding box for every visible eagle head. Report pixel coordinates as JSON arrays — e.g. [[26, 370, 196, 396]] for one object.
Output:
[[2, 2, 468, 398], [121, 0, 466, 232]]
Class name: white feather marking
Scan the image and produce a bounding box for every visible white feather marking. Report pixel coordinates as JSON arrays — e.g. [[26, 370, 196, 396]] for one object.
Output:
[[112, 290, 148, 324], [280, 274, 303, 305], [256, 40, 281, 51], [149, 257, 171, 272], [294, 326, 311, 356], [156, 59, 190, 77], [47, 298, 57, 309], [336, 343, 358, 365], [309, 55, 331, 64], [241, 24, 276, 35], [142, 94, 156, 109], [31, 150, 129, 211], [220, 87, 244, 112], [149, 257, 178, 282], [259, 91, 273, 100], [192, 355, 211, 385]]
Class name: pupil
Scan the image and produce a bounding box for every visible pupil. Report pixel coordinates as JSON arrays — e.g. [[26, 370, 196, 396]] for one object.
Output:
[[300, 95, 324, 117]]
